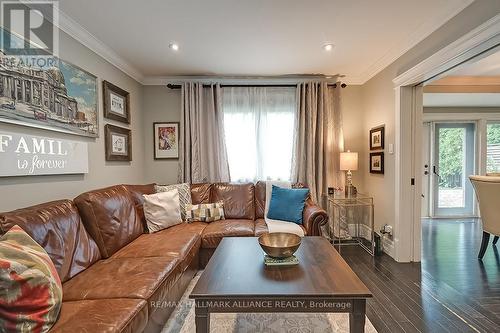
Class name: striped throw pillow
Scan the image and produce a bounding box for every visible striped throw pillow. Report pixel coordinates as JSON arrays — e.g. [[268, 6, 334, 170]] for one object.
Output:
[[0, 225, 62, 333], [186, 201, 225, 222]]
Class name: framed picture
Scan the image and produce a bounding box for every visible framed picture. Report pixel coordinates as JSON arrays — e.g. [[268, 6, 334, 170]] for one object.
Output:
[[103, 80, 130, 124], [370, 125, 385, 150], [0, 27, 98, 137], [153, 122, 179, 159], [105, 124, 131, 161], [369, 152, 384, 174]]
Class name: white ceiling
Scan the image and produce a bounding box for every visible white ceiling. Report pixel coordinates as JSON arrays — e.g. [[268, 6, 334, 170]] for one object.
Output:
[[450, 51, 500, 76], [56, 0, 473, 84], [423, 49, 500, 108], [424, 93, 500, 107]]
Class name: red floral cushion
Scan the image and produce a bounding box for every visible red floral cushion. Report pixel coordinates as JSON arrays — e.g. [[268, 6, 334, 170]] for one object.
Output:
[[0, 225, 62, 333]]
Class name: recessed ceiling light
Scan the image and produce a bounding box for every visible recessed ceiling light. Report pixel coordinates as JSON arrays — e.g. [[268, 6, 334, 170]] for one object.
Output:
[[169, 43, 179, 51], [323, 43, 334, 51]]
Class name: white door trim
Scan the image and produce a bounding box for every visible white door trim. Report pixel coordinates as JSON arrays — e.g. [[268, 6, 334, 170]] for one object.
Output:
[[392, 13, 500, 262]]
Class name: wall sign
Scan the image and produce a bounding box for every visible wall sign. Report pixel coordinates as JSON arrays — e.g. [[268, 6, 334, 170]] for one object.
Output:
[[0, 130, 88, 177]]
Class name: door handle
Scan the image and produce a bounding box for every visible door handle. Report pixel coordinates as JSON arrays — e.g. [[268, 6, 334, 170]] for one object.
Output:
[[424, 171, 429, 175], [433, 166, 440, 178]]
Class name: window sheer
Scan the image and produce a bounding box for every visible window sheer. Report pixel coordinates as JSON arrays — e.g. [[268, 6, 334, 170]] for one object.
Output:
[[487, 123, 500, 174], [222, 87, 296, 182]]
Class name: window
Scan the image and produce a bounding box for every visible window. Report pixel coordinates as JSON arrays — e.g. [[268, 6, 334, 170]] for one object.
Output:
[[222, 87, 296, 182], [487, 123, 500, 174]]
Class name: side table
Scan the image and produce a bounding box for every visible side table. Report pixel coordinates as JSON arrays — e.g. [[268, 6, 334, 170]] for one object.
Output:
[[325, 193, 375, 256]]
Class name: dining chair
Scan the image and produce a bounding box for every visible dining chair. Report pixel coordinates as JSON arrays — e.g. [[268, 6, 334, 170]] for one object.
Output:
[[469, 175, 500, 259]]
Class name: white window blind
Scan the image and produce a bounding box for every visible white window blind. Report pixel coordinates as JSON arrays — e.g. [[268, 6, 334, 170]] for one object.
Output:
[[221, 86, 296, 182]]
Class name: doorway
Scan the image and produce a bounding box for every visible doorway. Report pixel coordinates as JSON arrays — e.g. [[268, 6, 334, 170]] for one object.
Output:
[[393, 14, 500, 262], [432, 122, 476, 217], [422, 122, 477, 218]]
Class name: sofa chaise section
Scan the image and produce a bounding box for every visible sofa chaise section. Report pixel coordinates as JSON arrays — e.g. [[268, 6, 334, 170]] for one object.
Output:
[[73, 184, 201, 332]]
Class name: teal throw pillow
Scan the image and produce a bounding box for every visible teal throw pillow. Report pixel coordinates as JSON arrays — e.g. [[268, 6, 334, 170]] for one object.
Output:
[[267, 185, 309, 224]]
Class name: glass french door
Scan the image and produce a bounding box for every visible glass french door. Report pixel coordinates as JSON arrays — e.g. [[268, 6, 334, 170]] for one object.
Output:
[[432, 123, 475, 217]]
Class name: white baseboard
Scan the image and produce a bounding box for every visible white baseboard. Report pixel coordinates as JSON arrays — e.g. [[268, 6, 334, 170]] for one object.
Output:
[[382, 235, 395, 258], [347, 223, 372, 240], [346, 223, 395, 258]]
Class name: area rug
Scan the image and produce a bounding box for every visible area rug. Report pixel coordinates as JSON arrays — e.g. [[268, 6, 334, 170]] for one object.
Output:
[[162, 272, 377, 333]]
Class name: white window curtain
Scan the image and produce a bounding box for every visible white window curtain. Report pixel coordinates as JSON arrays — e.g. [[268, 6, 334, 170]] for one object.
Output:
[[222, 87, 296, 182]]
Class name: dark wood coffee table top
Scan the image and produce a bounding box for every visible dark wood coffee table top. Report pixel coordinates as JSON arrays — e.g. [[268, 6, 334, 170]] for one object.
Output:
[[190, 237, 372, 299]]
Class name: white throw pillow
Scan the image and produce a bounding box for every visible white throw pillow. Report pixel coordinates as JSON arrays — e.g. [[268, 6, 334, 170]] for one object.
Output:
[[143, 189, 182, 233], [155, 183, 192, 221]]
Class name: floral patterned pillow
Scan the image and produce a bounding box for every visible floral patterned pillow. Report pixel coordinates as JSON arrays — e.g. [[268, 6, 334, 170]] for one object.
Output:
[[0, 225, 62, 333]]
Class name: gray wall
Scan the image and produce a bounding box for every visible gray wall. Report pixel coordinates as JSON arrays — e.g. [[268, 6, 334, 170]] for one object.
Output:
[[143, 86, 182, 185], [341, 85, 365, 187], [357, 0, 500, 236], [0, 30, 145, 211]]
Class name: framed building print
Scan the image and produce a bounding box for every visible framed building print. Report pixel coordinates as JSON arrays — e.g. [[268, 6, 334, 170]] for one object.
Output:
[[105, 124, 131, 161], [153, 122, 179, 159], [369, 152, 384, 174], [369, 125, 385, 150], [0, 27, 98, 137], [103, 80, 130, 124]]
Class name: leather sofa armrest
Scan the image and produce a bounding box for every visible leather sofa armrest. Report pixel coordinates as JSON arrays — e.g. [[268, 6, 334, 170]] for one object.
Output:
[[302, 199, 328, 236]]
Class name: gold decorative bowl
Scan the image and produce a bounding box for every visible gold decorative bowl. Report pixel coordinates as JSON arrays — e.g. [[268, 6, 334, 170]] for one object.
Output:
[[258, 232, 302, 259]]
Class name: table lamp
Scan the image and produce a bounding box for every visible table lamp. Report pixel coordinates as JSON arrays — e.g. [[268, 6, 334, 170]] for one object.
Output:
[[340, 150, 358, 196]]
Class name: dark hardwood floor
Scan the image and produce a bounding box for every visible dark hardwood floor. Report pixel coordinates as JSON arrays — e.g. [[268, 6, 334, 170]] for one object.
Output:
[[340, 218, 500, 333]]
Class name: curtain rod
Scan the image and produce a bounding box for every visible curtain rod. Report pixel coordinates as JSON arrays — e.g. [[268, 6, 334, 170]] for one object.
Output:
[[166, 83, 347, 90]]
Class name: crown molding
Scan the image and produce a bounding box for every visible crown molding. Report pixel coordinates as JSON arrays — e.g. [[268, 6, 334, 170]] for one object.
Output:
[[355, 0, 474, 84], [342, 76, 364, 85], [56, 9, 145, 83], [142, 75, 342, 86], [24, 2, 145, 84]]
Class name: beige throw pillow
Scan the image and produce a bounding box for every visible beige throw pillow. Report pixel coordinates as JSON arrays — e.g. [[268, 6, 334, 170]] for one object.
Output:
[[143, 189, 182, 233], [155, 183, 192, 221]]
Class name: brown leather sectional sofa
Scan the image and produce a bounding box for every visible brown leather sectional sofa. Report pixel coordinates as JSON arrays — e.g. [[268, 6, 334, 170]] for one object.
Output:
[[0, 181, 327, 333]]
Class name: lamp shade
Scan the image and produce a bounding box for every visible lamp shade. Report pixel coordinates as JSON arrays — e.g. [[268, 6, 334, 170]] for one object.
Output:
[[340, 151, 358, 171]]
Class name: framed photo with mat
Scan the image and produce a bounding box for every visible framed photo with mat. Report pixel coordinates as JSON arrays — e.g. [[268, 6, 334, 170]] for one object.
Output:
[[369, 125, 385, 150], [369, 152, 384, 174], [153, 122, 179, 159], [103, 80, 130, 124], [105, 124, 131, 161]]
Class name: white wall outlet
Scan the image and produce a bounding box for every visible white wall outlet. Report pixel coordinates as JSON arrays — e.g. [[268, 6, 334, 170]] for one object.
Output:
[[388, 143, 394, 154], [380, 224, 393, 235]]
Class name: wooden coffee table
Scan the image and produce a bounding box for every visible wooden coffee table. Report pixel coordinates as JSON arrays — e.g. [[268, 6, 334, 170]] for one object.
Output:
[[190, 237, 372, 333]]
